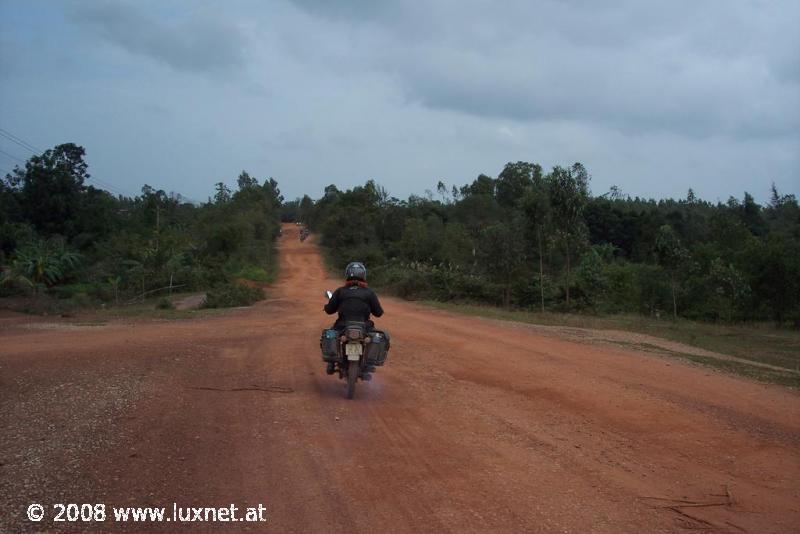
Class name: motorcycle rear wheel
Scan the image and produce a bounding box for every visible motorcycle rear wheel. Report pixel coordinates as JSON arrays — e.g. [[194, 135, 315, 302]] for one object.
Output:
[[346, 362, 358, 399]]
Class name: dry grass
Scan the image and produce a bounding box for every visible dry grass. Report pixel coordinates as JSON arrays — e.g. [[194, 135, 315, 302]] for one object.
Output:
[[423, 302, 800, 387]]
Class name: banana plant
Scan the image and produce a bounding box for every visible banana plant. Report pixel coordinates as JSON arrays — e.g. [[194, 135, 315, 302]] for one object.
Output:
[[4, 239, 82, 295]]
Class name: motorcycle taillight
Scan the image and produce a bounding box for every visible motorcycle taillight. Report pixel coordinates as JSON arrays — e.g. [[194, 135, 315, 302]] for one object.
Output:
[[347, 329, 362, 340]]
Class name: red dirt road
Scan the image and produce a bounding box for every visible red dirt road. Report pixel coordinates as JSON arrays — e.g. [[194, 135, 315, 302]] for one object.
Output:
[[1, 224, 798, 532]]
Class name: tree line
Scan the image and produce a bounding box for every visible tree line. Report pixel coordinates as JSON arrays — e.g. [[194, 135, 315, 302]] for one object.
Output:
[[0, 143, 282, 307], [284, 162, 799, 326]]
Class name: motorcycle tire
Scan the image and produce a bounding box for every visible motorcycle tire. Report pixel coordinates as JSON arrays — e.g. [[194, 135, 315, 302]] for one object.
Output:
[[346, 362, 358, 399]]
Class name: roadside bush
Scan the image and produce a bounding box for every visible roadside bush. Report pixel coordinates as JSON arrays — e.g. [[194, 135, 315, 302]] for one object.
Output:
[[87, 282, 116, 302], [19, 293, 95, 315], [155, 297, 175, 310], [233, 265, 271, 283], [634, 263, 672, 317], [373, 264, 425, 299], [202, 283, 265, 308], [0, 270, 30, 296], [48, 283, 93, 300], [511, 273, 560, 310], [373, 262, 501, 304], [597, 262, 639, 314]]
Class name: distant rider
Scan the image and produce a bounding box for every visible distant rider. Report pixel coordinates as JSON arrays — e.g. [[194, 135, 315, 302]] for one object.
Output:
[[323, 262, 384, 375]]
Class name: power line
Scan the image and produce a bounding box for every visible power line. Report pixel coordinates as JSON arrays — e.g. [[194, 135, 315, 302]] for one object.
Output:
[[0, 126, 134, 197], [0, 128, 41, 153], [0, 147, 25, 164], [0, 126, 204, 203], [86, 176, 130, 197], [0, 144, 128, 196]]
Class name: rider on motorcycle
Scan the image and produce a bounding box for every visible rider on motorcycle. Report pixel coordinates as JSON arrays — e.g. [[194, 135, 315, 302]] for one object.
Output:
[[323, 261, 384, 374]]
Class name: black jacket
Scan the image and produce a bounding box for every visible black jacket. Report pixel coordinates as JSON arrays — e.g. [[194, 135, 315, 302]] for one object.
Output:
[[324, 284, 384, 328]]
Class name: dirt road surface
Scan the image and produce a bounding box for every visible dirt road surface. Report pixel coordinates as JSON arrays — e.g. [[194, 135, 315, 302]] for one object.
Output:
[[1, 224, 798, 532]]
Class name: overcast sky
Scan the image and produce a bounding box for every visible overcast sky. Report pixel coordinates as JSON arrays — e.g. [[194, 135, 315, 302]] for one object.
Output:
[[1, 0, 797, 203]]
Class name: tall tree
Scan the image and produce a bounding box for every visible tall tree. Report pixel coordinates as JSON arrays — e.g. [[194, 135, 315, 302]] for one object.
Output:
[[298, 195, 314, 223], [521, 175, 551, 312], [237, 171, 259, 191], [655, 224, 689, 319], [462, 174, 496, 197], [214, 182, 231, 204], [495, 161, 540, 209], [548, 163, 590, 307], [262, 177, 284, 208], [5, 143, 89, 238], [479, 221, 526, 307]]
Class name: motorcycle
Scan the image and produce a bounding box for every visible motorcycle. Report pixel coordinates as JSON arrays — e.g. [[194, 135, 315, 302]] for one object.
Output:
[[320, 290, 390, 399]]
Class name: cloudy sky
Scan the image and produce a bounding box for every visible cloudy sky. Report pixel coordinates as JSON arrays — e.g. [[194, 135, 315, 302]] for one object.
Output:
[[1, 0, 797, 203]]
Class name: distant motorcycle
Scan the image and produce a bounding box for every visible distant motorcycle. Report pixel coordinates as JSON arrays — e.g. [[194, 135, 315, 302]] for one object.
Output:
[[320, 290, 390, 399]]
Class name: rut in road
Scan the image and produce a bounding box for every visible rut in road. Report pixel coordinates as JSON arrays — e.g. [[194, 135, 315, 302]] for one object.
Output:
[[0, 222, 798, 533]]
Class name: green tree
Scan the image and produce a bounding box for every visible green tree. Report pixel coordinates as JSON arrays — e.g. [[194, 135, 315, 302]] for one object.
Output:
[[739, 192, 766, 236], [548, 163, 590, 307], [655, 224, 689, 319], [4, 143, 89, 238], [398, 215, 445, 263], [298, 195, 314, 223], [765, 184, 799, 239], [496, 161, 540, 209], [237, 171, 259, 191], [704, 258, 750, 322], [214, 182, 231, 204], [262, 177, 284, 209], [461, 174, 496, 197], [440, 223, 473, 266], [478, 221, 525, 307], [521, 175, 551, 311], [744, 235, 800, 324], [576, 246, 611, 309]]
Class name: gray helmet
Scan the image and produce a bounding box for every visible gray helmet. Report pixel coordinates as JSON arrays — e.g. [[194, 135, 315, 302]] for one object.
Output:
[[344, 261, 366, 281]]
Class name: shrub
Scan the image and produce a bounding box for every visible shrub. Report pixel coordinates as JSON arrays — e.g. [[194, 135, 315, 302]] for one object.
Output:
[[233, 265, 271, 283], [202, 283, 265, 308], [8, 238, 82, 291], [155, 297, 175, 310], [48, 283, 92, 300]]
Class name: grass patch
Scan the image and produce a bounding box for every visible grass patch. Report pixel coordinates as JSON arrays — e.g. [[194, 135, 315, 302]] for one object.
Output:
[[234, 265, 272, 283], [202, 283, 265, 309], [155, 297, 175, 310], [673, 352, 800, 388], [77, 295, 228, 321], [0, 292, 98, 315], [0, 292, 226, 321], [423, 301, 800, 386]]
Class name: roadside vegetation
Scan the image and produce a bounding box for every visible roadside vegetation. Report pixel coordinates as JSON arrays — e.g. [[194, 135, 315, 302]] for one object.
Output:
[[424, 302, 800, 387], [0, 143, 281, 313], [289, 163, 799, 326], [4, 145, 798, 384], [283, 162, 799, 384], [60, 293, 232, 322], [202, 283, 265, 309]]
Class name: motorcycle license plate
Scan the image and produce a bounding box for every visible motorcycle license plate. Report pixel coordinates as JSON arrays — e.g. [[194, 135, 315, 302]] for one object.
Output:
[[345, 343, 362, 360]]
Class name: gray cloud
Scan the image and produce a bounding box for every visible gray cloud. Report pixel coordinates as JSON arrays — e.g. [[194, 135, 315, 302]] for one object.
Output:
[[70, 2, 247, 73], [0, 0, 796, 205], [288, 0, 800, 139]]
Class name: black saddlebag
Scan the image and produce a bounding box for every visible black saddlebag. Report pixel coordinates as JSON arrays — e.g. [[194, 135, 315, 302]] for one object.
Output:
[[366, 330, 390, 366], [320, 329, 340, 362]]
